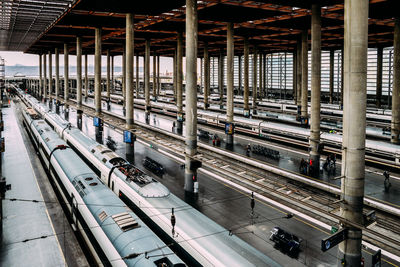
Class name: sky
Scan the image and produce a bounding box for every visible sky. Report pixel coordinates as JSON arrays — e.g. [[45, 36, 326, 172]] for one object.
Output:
[[0, 51, 196, 74]]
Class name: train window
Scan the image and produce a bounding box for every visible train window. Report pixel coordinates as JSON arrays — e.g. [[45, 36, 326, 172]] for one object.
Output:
[[111, 181, 114, 191], [89, 182, 98, 186], [102, 158, 107, 163], [85, 177, 93, 181]]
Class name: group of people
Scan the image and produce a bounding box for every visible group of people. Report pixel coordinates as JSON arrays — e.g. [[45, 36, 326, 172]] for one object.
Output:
[[299, 158, 312, 175], [212, 135, 221, 147]]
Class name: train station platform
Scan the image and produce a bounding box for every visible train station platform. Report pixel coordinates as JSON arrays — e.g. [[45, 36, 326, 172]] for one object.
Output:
[[76, 97, 400, 207], [59, 99, 399, 267], [0, 102, 66, 266]]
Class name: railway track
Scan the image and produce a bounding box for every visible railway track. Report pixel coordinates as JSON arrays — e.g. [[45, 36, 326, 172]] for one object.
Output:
[[17, 93, 400, 259], [54, 98, 400, 258]]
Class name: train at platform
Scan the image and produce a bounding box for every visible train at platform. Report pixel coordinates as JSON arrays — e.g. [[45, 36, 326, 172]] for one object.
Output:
[[21, 104, 185, 267]]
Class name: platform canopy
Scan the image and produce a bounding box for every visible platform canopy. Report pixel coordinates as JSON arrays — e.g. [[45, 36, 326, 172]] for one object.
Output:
[[0, 0, 76, 51], [4, 0, 397, 56]]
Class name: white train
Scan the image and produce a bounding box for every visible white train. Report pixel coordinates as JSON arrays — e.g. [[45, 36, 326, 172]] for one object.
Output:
[[21, 106, 185, 267], [130, 98, 400, 168], [18, 89, 280, 267]]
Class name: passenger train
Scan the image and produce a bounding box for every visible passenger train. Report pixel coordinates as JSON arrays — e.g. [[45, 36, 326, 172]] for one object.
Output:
[[18, 89, 280, 266], [21, 105, 185, 267], [131, 98, 400, 168]]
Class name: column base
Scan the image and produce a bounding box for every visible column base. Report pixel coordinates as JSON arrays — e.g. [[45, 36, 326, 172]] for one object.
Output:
[[77, 110, 83, 130], [226, 134, 234, 147], [126, 143, 135, 163], [95, 125, 103, 144], [309, 153, 320, 178], [176, 120, 183, 135], [184, 172, 199, 196], [337, 228, 362, 267], [55, 101, 60, 114], [145, 111, 150, 124], [64, 109, 69, 121], [107, 99, 111, 111]]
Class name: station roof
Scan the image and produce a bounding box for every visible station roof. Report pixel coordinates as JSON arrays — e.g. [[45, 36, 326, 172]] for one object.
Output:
[[0, 0, 76, 51], [4, 0, 398, 56]]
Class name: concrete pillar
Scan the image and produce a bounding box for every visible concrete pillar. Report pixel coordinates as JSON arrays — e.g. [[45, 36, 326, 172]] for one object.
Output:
[[153, 52, 157, 99], [204, 43, 210, 109], [48, 51, 52, 105], [340, 48, 344, 107], [136, 55, 140, 96], [94, 27, 102, 117], [184, 0, 198, 196], [122, 48, 126, 115], [293, 49, 297, 103], [43, 53, 47, 102], [126, 13, 134, 129], [55, 48, 60, 113], [106, 49, 111, 110], [111, 55, 114, 93], [376, 47, 383, 108], [64, 43, 69, 120], [301, 30, 308, 119], [263, 53, 267, 98], [392, 18, 400, 144], [338, 0, 369, 265], [243, 38, 250, 116], [309, 4, 321, 177], [252, 46, 258, 114], [259, 53, 263, 100], [200, 57, 203, 94], [76, 36, 82, 108], [226, 22, 234, 146], [157, 55, 160, 96], [84, 54, 88, 102], [145, 39, 151, 123], [173, 49, 177, 101], [176, 32, 183, 133], [329, 50, 334, 104], [238, 55, 242, 95], [218, 49, 224, 107], [125, 13, 135, 156], [296, 38, 302, 112]]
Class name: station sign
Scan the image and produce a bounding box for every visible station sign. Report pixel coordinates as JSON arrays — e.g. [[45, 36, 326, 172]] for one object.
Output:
[[225, 123, 235, 135], [93, 117, 101, 127], [123, 130, 136, 144], [321, 228, 348, 252], [177, 113, 184, 122]]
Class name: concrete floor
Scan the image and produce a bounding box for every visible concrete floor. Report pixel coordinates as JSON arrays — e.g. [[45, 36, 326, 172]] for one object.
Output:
[[54, 98, 397, 267]]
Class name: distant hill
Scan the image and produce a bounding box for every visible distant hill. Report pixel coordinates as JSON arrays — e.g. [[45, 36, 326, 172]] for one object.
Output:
[[5, 65, 143, 78]]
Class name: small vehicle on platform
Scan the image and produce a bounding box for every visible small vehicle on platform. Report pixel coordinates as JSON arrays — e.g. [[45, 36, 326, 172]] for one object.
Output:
[[143, 156, 165, 176], [270, 226, 301, 256]]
